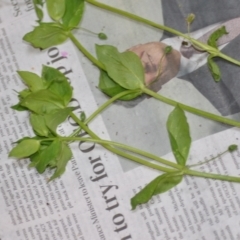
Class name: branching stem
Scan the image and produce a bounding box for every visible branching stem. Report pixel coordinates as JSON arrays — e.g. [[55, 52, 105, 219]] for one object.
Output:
[[86, 0, 240, 67]]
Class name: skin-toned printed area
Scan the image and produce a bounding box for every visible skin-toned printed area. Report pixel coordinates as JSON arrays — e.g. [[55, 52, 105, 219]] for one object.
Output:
[[129, 42, 181, 92]]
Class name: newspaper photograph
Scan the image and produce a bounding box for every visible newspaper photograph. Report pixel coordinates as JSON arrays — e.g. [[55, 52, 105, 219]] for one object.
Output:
[[1, 0, 240, 240]]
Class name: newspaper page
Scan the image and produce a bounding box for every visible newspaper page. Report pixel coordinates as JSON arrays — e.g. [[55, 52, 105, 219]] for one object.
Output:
[[0, 7, 139, 240], [1, 1, 240, 240], [0, 0, 35, 24]]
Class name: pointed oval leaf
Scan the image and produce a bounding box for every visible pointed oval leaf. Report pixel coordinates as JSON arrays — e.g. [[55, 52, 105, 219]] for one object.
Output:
[[42, 65, 73, 105], [23, 23, 68, 49], [11, 103, 28, 111], [207, 55, 221, 82], [20, 89, 65, 114], [49, 142, 72, 181], [30, 113, 50, 137], [9, 139, 40, 158], [17, 71, 45, 92], [207, 26, 228, 49], [99, 70, 141, 101], [44, 107, 73, 134], [62, 0, 85, 28], [96, 45, 144, 90], [153, 174, 182, 195], [19, 89, 31, 99], [167, 105, 191, 166], [131, 173, 182, 210], [33, 3, 43, 21], [49, 81, 73, 106], [36, 140, 61, 173], [29, 145, 47, 168], [42, 65, 67, 83], [46, 0, 66, 21]]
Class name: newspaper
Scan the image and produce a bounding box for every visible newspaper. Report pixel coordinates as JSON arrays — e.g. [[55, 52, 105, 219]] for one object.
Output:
[[1, 1, 240, 240]]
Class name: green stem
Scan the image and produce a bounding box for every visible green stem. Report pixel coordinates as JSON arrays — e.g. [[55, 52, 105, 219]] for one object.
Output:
[[86, 0, 240, 67], [43, 136, 182, 170], [68, 31, 240, 128], [68, 32, 105, 70], [68, 19, 240, 128], [69, 112, 176, 173], [142, 87, 240, 127], [184, 168, 240, 183], [43, 135, 240, 183], [79, 27, 98, 35], [86, 0, 190, 39], [188, 150, 228, 168], [69, 113, 240, 183], [85, 89, 141, 124], [69, 89, 141, 138]]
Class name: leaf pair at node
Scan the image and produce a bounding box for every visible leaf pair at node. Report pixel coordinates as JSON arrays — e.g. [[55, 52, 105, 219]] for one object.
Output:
[[131, 105, 191, 209]]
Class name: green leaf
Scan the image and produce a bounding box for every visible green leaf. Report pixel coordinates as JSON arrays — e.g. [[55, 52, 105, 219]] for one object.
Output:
[[50, 82, 72, 106], [167, 105, 191, 166], [46, 0, 66, 21], [96, 45, 144, 90], [33, 0, 44, 21], [34, 0, 44, 6], [11, 103, 28, 111], [99, 70, 141, 100], [42, 65, 73, 105], [131, 173, 182, 210], [42, 65, 66, 83], [17, 71, 45, 92], [13, 137, 32, 144], [29, 145, 47, 167], [20, 89, 65, 114], [207, 26, 228, 49], [30, 113, 50, 137], [207, 55, 221, 82], [9, 139, 40, 158], [44, 107, 73, 134], [35, 140, 61, 173], [49, 142, 72, 181], [19, 89, 31, 99], [23, 23, 69, 49], [62, 0, 85, 28]]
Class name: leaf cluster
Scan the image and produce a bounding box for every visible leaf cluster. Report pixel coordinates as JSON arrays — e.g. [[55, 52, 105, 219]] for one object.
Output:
[[9, 66, 73, 180]]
